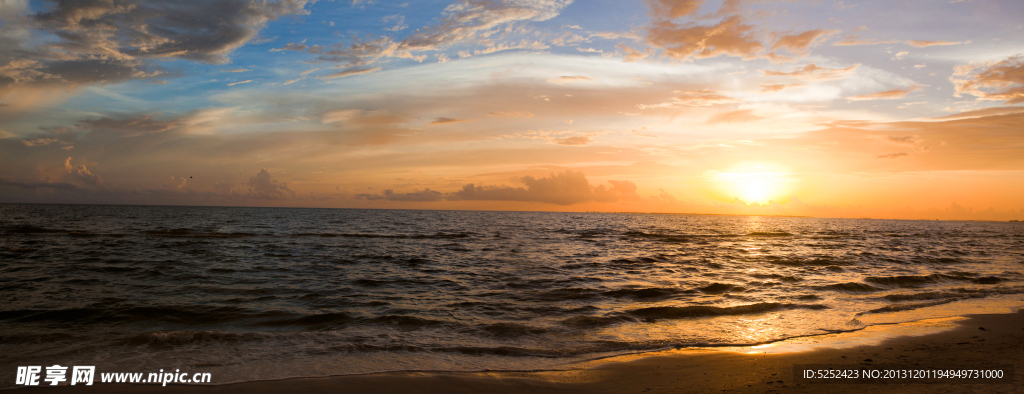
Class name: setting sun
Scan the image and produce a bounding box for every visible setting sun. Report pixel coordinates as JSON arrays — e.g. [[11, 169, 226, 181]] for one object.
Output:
[[708, 164, 789, 204], [739, 179, 772, 204]]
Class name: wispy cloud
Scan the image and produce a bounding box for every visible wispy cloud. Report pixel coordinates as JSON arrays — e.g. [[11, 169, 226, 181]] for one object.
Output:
[[318, 66, 381, 79], [546, 75, 593, 85], [430, 117, 472, 125], [951, 55, 1024, 105], [848, 87, 920, 101]]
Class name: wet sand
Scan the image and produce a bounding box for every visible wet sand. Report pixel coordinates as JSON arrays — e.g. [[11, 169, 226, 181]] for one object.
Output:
[[22, 309, 1024, 393]]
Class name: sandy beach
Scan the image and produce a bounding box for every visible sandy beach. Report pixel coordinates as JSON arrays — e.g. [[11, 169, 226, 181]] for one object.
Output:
[[19, 308, 1021, 394]]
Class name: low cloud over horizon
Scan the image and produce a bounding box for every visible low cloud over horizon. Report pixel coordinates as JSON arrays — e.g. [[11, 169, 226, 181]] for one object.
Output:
[[356, 171, 638, 205]]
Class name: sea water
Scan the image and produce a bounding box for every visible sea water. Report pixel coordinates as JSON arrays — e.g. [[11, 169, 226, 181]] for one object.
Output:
[[1, 205, 1022, 386]]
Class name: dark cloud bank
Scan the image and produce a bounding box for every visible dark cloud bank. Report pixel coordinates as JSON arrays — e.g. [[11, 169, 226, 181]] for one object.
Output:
[[357, 170, 638, 205]]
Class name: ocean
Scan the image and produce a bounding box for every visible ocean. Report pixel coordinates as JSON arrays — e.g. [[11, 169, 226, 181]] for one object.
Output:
[[1, 204, 1022, 387]]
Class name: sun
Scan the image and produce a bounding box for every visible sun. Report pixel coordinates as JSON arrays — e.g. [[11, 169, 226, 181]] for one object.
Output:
[[708, 163, 788, 204], [739, 178, 772, 204]]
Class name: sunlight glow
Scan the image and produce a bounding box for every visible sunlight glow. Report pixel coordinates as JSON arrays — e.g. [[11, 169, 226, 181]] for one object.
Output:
[[706, 163, 790, 204]]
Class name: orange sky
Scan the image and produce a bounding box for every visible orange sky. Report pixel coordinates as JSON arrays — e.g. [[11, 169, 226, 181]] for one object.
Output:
[[1, 0, 1023, 220]]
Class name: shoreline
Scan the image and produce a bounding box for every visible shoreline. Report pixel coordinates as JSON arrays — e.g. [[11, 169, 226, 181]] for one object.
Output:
[[17, 308, 1023, 393]]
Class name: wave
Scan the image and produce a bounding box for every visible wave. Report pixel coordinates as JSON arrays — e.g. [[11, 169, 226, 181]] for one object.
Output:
[[750, 274, 802, 282], [860, 299, 958, 315], [864, 273, 976, 287], [763, 256, 852, 267], [265, 312, 356, 327], [621, 231, 793, 241], [0, 306, 290, 326], [128, 330, 280, 346], [143, 228, 262, 238], [6, 225, 63, 234], [291, 232, 476, 239], [604, 287, 689, 299], [625, 302, 827, 321], [529, 288, 602, 301], [812, 282, 883, 293], [745, 232, 794, 237], [477, 323, 549, 338], [367, 315, 448, 329], [607, 257, 664, 266], [697, 283, 745, 294], [621, 231, 690, 243], [561, 315, 637, 328]]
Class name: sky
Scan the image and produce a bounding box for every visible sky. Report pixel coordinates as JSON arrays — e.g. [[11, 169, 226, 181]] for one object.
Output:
[[1, 0, 1023, 220]]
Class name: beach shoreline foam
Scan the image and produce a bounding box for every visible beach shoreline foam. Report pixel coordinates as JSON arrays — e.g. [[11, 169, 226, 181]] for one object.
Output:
[[18, 307, 1023, 393]]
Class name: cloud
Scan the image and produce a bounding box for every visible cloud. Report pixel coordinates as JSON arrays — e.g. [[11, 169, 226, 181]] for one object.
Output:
[[356, 188, 444, 202], [473, 40, 550, 56], [641, 0, 834, 63], [381, 14, 407, 32], [77, 114, 182, 137], [357, 172, 639, 205], [0, 178, 81, 191], [759, 83, 802, 92], [951, 55, 1024, 105], [300, 0, 572, 67], [227, 80, 253, 86], [930, 106, 1024, 121], [885, 135, 917, 144], [790, 111, 1024, 171], [64, 157, 103, 186], [833, 37, 900, 46], [449, 171, 638, 205], [0, 0, 310, 107], [646, 0, 704, 18], [546, 75, 593, 85], [166, 176, 188, 190], [554, 136, 592, 145], [638, 89, 740, 108], [225, 68, 252, 72], [618, 44, 650, 62], [647, 16, 766, 61], [398, 0, 570, 51], [32, 0, 310, 64], [847, 86, 919, 101], [907, 40, 963, 47], [271, 42, 310, 52], [318, 66, 381, 79], [761, 63, 859, 81], [834, 38, 964, 47], [487, 110, 533, 118], [245, 169, 295, 199], [430, 117, 472, 125], [770, 29, 838, 55], [321, 109, 410, 127], [706, 109, 762, 123], [21, 138, 61, 147]]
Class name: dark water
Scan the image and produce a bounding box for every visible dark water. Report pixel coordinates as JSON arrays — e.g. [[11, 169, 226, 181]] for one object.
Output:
[[1, 204, 1023, 386]]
